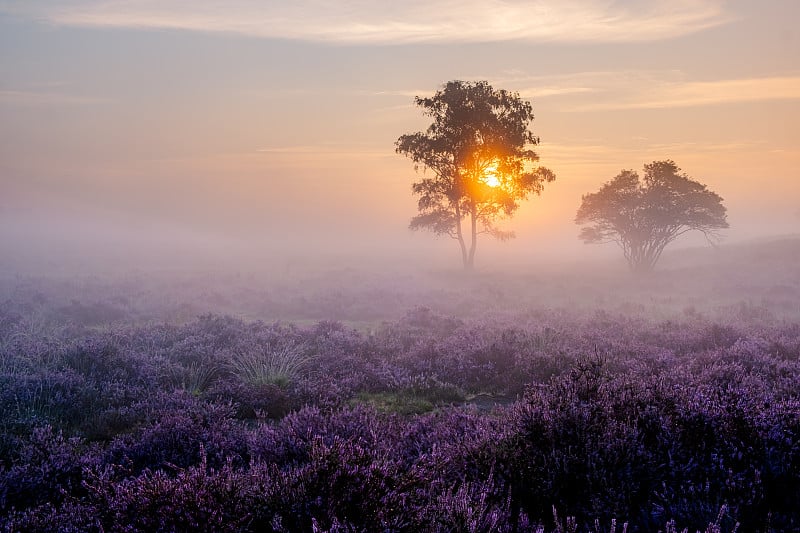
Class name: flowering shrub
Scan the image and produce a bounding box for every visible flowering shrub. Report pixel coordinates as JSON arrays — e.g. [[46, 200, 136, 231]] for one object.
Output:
[[1, 273, 799, 531]]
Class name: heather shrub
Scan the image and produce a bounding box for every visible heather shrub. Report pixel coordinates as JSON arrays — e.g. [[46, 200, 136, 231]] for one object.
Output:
[[280, 434, 399, 530], [104, 393, 248, 473], [0, 283, 798, 531], [82, 454, 254, 532], [503, 381, 653, 525], [60, 341, 139, 382], [499, 354, 798, 531], [208, 378, 297, 420], [246, 406, 390, 466], [0, 370, 101, 435], [422, 475, 528, 532], [0, 425, 98, 513]]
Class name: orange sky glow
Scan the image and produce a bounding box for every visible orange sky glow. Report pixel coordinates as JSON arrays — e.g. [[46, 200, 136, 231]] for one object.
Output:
[[1, 1, 798, 267]]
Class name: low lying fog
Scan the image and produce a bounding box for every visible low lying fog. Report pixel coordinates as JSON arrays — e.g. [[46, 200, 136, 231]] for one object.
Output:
[[2, 207, 798, 327]]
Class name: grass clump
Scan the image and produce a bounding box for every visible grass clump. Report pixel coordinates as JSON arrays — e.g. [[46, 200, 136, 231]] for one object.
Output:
[[230, 340, 311, 388], [167, 361, 220, 396]]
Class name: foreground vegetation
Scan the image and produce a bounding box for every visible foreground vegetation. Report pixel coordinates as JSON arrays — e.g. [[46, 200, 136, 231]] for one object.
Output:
[[1, 289, 798, 531]]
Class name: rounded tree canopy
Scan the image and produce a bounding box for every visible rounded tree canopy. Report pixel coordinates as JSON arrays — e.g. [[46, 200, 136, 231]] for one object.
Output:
[[576, 160, 728, 273]]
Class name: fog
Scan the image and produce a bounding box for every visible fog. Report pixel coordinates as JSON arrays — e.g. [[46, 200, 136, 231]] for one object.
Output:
[[3, 1, 799, 302], [2, 195, 798, 328]]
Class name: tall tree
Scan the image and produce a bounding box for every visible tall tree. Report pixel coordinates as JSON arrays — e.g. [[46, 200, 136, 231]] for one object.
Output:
[[576, 160, 728, 273], [396, 80, 555, 270]]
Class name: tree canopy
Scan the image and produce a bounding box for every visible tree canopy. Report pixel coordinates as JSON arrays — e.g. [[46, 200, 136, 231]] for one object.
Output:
[[576, 160, 728, 273], [396, 80, 555, 269]]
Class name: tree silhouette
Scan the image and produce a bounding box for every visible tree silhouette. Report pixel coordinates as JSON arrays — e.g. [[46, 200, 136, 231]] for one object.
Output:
[[576, 160, 728, 273], [396, 80, 555, 270]]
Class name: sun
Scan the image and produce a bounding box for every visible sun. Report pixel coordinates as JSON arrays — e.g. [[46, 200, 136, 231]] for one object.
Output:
[[481, 160, 501, 188]]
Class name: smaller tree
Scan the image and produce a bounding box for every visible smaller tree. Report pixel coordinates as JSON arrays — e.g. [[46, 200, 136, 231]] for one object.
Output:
[[576, 160, 728, 273]]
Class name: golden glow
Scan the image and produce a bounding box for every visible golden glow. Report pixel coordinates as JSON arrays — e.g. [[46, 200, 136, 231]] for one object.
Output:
[[481, 160, 501, 188]]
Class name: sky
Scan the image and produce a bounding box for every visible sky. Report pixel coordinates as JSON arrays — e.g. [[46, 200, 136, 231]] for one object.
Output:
[[1, 0, 798, 269]]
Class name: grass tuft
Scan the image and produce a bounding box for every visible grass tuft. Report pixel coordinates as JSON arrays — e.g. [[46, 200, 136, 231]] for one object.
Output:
[[230, 341, 311, 388]]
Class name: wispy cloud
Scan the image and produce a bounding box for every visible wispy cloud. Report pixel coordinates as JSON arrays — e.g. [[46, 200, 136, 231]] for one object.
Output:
[[508, 69, 682, 96], [364, 72, 672, 103], [494, 71, 800, 110], [540, 138, 774, 173], [348, 70, 799, 116], [256, 144, 391, 159], [5, 0, 730, 44], [573, 76, 800, 110], [0, 89, 109, 106], [519, 86, 596, 98], [365, 89, 431, 98]]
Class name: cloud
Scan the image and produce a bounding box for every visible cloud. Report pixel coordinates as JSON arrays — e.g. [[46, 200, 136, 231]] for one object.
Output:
[[368, 71, 671, 105], [519, 86, 596, 98], [256, 144, 391, 159], [0, 89, 109, 106], [540, 139, 771, 169], [366, 90, 431, 98], [333, 70, 799, 122], [569, 76, 800, 111], [5, 0, 730, 44], [491, 71, 800, 110]]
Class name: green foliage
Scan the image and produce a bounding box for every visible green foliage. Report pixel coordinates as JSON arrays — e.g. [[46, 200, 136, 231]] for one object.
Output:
[[354, 382, 465, 415], [230, 340, 311, 388], [167, 361, 221, 396], [353, 391, 435, 415]]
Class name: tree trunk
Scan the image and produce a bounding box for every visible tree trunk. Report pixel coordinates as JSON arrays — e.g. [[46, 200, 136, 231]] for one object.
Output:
[[455, 206, 469, 269], [466, 206, 478, 270], [629, 254, 655, 275]]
